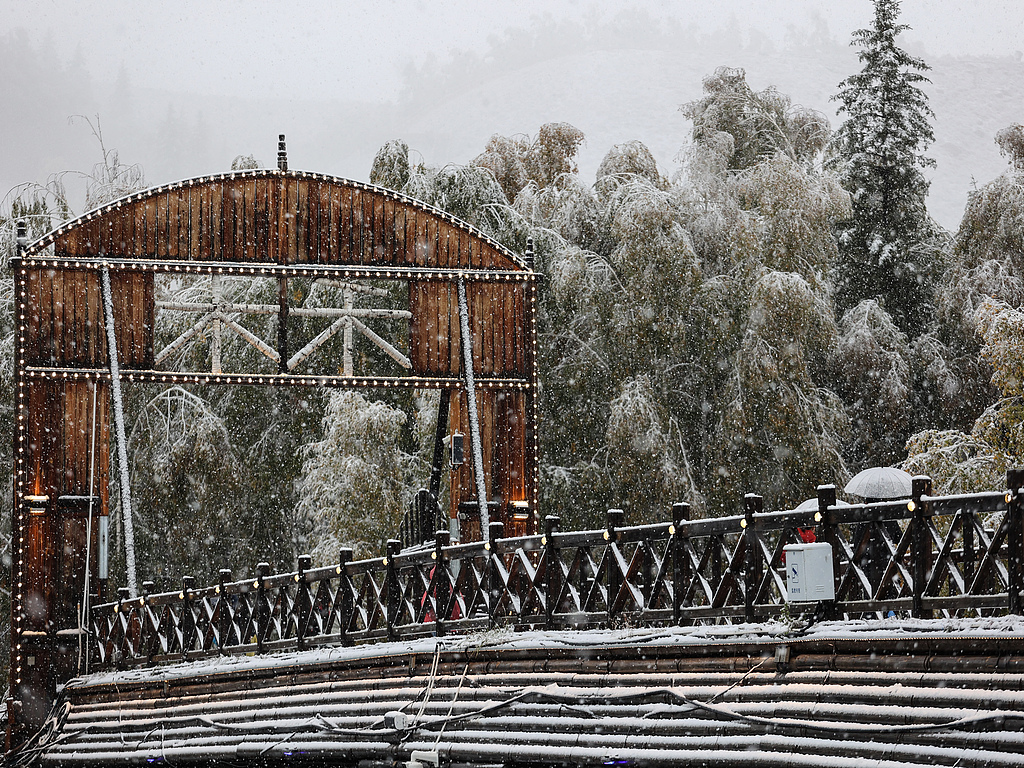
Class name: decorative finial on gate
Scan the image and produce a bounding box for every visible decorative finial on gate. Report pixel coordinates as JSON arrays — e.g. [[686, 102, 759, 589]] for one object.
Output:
[[278, 134, 288, 171], [16, 219, 27, 255]]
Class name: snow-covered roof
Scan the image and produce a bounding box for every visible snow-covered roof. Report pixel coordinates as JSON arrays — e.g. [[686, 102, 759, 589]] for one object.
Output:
[[19, 617, 1024, 767]]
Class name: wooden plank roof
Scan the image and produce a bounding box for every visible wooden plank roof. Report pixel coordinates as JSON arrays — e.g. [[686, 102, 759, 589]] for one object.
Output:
[[18, 624, 1024, 767], [23, 170, 529, 272]]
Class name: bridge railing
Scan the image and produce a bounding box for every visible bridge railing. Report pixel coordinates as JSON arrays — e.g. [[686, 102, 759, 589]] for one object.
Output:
[[89, 473, 1024, 670]]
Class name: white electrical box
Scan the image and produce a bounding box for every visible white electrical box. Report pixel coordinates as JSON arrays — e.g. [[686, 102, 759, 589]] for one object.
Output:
[[783, 542, 835, 602]]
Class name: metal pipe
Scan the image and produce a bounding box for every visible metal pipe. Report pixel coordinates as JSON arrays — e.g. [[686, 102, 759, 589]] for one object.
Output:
[[456, 274, 489, 533], [100, 266, 138, 597]]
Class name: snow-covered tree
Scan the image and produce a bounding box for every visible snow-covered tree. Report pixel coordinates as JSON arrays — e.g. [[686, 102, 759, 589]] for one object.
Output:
[[830, 0, 940, 337], [832, 299, 913, 467], [905, 298, 1024, 493], [297, 390, 420, 561], [369, 139, 411, 191], [474, 122, 586, 202]]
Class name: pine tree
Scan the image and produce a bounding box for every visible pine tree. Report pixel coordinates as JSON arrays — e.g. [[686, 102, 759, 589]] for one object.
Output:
[[831, 0, 938, 337]]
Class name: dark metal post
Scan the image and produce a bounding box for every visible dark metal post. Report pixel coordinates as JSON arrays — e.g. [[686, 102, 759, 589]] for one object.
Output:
[[543, 515, 561, 628], [277, 134, 288, 171], [817, 484, 840, 619], [217, 569, 232, 654], [433, 530, 450, 636], [911, 476, 933, 618], [296, 554, 312, 649], [671, 503, 691, 625], [181, 576, 196, 659], [428, 390, 452, 503], [338, 548, 353, 644], [743, 495, 762, 623], [138, 581, 154, 663], [417, 488, 432, 545], [962, 497, 976, 594], [16, 219, 28, 254], [1007, 469, 1024, 615], [385, 540, 402, 640], [277, 277, 289, 373], [606, 509, 624, 620], [256, 562, 270, 653]]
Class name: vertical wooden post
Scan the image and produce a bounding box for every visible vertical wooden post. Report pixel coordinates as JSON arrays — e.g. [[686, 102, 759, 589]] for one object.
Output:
[[1007, 469, 1024, 615], [911, 476, 933, 618], [743, 495, 762, 623], [337, 548, 353, 644], [671, 503, 691, 625], [543, 515, 561, 628], [217, 569, 232, 654], [606, 509, 624, 621]]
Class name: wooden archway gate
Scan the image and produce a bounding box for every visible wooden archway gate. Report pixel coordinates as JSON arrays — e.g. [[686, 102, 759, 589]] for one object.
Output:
[[7, 162, 539, 745]]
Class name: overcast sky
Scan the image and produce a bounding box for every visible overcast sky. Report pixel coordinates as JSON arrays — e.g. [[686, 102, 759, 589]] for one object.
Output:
[[6, 0, 1024, 102], [3, 0, 1023, 229]]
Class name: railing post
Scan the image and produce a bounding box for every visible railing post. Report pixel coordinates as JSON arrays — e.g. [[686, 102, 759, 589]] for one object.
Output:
[[140, 581, 154, 662], [116, 587, 130, 667], [487, 521, 504, 626], [606, 509, 624, 621], [181, 576, 196, 659], [543, 515, 561, 628], [671, 503, 691, 625], [433, 530, 450, 636], [385, 540, 402, 640], [217, 569, 232, 654], [338, 548, 353, 644], [296, 554, 312, 649], [743, 495, 762, 623], [962, 497, 976, 595], [1007, 469, 1024, 615], [911, 476, 933, 618], [817, 484, 840, 620], [256, 562, 270, 653]]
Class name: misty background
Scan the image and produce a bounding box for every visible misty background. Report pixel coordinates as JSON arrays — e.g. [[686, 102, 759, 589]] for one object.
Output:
[[2, 0, 1024, 230]]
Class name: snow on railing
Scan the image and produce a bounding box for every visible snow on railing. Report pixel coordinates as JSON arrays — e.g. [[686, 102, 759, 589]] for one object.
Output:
[[88, 474, 1024, 671]]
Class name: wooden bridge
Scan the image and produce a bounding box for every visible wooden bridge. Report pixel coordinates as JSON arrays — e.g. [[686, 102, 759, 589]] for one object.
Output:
[[8, 143, 1024, 765], [86, 477, 1024, 668]]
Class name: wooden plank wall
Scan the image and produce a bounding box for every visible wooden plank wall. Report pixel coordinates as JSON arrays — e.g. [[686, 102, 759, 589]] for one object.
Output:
[[52, 176, 521, 272], [23, 380, 109, 634], [449, 390, 533, 538], [25, 380, 110, 515], [24, 268, 153, 369], [408, 281, 527, 377]]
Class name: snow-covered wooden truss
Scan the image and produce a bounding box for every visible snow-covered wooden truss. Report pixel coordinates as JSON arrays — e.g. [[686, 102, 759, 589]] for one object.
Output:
[[7, 153, 539, 748]]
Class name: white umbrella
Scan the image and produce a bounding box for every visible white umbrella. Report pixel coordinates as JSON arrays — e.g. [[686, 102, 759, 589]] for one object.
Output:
[[794, 497, 851, 512], [844, 467, 913, 500]]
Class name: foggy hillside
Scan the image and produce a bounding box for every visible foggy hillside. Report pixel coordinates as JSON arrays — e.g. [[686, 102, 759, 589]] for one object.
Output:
[[2, 15, 1022, 230]]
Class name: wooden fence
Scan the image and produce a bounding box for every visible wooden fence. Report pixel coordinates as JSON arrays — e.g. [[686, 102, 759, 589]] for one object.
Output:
[[89, 472, 1024, 670]]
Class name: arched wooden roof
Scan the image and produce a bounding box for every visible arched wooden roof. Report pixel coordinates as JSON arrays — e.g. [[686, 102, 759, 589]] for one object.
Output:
[[26, 169, 529, 272]]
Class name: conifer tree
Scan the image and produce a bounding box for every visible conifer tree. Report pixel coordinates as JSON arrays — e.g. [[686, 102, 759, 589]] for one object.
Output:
[[831, 0, 938, 337]]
